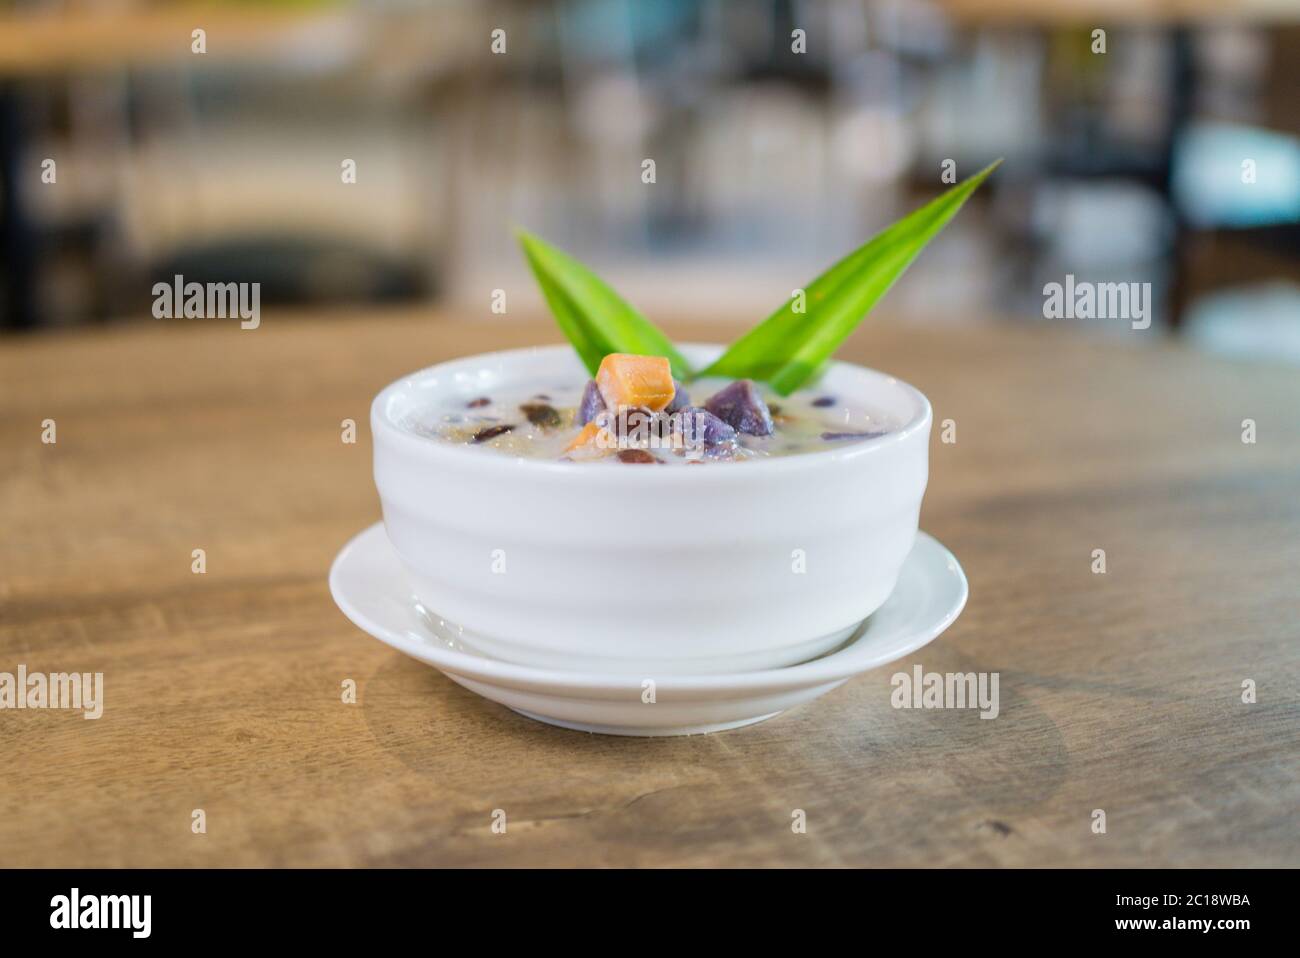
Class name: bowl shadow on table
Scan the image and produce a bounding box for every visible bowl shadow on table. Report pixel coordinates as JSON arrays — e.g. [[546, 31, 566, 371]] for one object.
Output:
[[357, 643, 1077, 861]]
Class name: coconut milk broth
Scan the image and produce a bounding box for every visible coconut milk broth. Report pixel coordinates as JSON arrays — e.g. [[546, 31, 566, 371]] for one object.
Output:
[[401, 376, 900, 463]]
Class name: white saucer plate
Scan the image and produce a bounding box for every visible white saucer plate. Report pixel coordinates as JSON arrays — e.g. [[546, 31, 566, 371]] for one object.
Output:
[[329, 523, 968, 736]]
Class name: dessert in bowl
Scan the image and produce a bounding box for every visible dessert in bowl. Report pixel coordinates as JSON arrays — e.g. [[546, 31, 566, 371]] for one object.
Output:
[[405, 352, 898, 465], [347, 167, 995, 717], [372, 344, 931, 673]]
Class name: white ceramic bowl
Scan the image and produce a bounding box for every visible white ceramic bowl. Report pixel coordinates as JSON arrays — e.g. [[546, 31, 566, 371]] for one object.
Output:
[[371, 344, 931, 674]]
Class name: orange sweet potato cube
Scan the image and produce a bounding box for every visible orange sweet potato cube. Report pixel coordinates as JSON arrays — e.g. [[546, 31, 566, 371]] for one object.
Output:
[[595, 354, 675, 413], [564, 421, 615, 460], [565, 422, 602, 452]]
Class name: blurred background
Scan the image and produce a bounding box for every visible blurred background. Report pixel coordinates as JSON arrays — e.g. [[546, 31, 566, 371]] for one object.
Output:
[[1, 0, 1297, 360]]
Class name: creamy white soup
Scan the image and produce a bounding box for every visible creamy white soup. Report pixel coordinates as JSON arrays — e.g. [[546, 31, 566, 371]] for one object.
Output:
[[402, 373, 900, 465]]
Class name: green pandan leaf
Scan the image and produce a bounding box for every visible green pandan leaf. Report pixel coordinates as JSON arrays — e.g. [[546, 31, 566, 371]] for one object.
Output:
[[700, 160, 1002, 394], [517, 230, 692, 379]]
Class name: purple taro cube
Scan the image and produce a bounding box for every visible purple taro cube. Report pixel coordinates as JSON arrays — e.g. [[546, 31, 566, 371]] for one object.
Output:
[[575, 379, 606, 426], [704, 379, 774, 437], [664, 380, 690, 414], [674, 407, 737, 460], [678, 407, 736, 446]]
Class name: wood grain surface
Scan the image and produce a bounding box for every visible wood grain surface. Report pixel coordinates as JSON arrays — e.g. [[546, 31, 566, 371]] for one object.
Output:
[[1, 310, 1297, 867]]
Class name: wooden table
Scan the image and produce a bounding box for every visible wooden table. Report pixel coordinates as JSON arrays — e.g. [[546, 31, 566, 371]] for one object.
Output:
[[2, 311, 1297, 867]]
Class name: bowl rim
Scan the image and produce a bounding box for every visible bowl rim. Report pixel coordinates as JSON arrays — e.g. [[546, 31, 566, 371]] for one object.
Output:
[[370, 342, 932, 480]]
